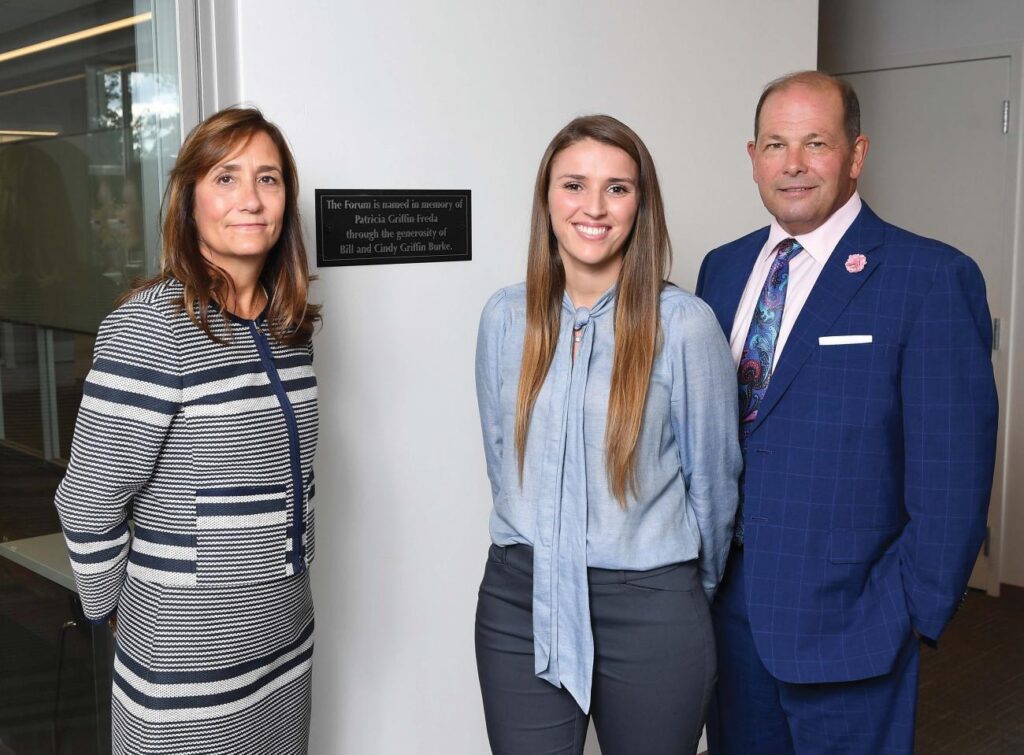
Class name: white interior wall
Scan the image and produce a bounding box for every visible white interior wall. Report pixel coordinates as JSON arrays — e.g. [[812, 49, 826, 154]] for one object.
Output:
[[820, 0, 1024, 590], [819, 0, 1024, 72], [229, 2, 818, 752]]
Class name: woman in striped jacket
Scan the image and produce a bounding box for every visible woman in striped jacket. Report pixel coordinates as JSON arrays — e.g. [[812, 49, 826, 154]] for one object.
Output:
[[55, 107, 320, 754]]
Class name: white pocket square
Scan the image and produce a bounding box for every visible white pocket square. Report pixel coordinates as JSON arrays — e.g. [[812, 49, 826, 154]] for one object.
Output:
[[819, 335, 873, 346]]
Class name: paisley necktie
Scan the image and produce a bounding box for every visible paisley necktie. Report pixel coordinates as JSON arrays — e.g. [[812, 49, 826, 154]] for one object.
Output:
[[734, 237, 803, 542]]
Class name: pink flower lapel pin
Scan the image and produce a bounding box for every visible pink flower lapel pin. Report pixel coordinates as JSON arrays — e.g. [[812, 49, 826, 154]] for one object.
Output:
[[845, 253, 867, 273]]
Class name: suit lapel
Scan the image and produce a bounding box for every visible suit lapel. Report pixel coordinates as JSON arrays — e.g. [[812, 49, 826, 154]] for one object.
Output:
[[709, 228, 768, 336], [747, 204, 888, 436]]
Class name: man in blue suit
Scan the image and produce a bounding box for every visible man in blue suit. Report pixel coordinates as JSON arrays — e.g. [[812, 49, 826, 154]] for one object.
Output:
[[697, 70, 998, 754]]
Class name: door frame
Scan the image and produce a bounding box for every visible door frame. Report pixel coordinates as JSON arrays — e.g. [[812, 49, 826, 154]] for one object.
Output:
[[831, 43, 1024, 597], [174, 0, 241, 132]]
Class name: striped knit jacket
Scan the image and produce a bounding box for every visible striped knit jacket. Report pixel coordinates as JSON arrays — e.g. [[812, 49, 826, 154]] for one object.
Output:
[[55, 279, 318, 621]]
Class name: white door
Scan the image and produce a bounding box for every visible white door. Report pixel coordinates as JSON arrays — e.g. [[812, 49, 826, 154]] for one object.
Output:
[[841, 58, 1013, 595]]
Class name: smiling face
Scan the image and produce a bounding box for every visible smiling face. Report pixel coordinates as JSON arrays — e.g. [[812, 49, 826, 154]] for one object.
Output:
[[193, 130, 285, 270], [547, 138, 640, 280], [748, 83, 868, 235]]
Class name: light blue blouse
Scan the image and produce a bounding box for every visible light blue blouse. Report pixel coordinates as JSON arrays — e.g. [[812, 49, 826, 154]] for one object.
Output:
[[475, 282, 741, 713]]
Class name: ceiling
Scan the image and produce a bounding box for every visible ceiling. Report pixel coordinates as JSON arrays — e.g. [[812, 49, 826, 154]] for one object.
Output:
[[0, 0, 100, 37], [0, 0, 142, 136]]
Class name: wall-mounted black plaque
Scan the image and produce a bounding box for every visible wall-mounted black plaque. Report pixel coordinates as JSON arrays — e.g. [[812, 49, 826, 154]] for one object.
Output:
[[315, 189, 471, 267]]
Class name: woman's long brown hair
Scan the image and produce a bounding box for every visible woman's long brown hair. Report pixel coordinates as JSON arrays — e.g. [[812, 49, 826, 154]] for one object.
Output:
[[122, 106, 320, 345], [515, 115, 671, 507]]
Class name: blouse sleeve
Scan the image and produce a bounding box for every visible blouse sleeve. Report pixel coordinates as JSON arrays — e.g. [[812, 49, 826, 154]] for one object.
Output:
[[54, 296, 182, 622], [475, 289, 509, 504], [667, 296, 742, 598]]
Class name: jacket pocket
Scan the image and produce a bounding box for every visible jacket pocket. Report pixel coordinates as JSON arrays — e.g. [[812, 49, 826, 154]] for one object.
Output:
[[829, 527, 900, 564], [194, 484, 288, 584]]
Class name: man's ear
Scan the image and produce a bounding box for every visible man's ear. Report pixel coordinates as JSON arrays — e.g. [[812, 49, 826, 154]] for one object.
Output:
[[849, 135, 869, 180]]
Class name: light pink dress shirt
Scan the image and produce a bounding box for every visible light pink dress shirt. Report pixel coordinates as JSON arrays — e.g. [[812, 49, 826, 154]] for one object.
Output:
[[729, 192, 863, 369]]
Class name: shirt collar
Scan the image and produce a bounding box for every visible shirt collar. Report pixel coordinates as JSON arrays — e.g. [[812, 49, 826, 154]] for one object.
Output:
[[562, 283, 618, 325], [764, 191, 862, 265]]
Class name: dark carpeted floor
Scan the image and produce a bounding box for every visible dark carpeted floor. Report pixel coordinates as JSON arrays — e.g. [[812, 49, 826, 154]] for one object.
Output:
[[916, 585, 1024, 753]]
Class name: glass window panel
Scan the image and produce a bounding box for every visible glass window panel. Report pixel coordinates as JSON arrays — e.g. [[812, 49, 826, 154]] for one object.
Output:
[[0, 1, 184, 750], [0, 322, 44, 458]]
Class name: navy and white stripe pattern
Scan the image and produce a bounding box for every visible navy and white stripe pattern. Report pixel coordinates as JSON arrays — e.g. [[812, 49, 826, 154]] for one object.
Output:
[[111, 574, 314, 753], [55, 279, 318, 752]]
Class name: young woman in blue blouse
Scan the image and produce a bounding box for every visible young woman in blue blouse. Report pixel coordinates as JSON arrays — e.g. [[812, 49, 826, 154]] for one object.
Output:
[[474, 115, 741, 754]]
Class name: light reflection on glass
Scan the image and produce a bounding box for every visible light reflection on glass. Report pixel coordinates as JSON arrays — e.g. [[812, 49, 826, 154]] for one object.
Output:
[[0, 0, 181, 335]]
